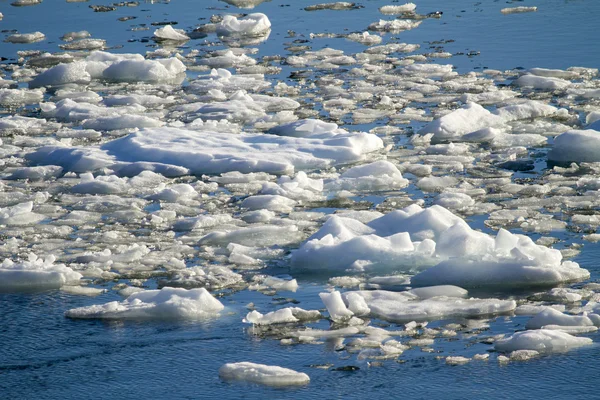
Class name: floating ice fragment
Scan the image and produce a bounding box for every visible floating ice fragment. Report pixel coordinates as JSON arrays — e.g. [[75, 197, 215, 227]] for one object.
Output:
[[161, 265, 243, 290], [341, 289, 516, 323], [153, 25, 190, 41], [446, 356, 470, 365], [320, 290, 355, 322], [0, 254, 82, 291], [28, 125, 383, 176], [525, 308, 595, 330], [0, 201, 45, 226], [514, 74, 571, 90], [60, 30, 91, 42], [501, 6, 538, 14], [305, 2, 360, 11], [219, 362, 310, 387], [29, 62, 91, 88], [220, 0, 270, 9], [548, 129, 600, 164], [103, 58, 186, 83], [5, 32, 45, 43], [217, 13, 271, 37], [325, 160, 409, 192], [65, 287, 224, 320], [495, 329, 592, 353], [379, 3, 416, 14], [368, 19, 421, 32], [346, 32, 382, 46]]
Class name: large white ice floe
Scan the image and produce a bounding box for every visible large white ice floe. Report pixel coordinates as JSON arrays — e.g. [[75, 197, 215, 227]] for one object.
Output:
[[337, 286, 516, 323], [494, 329, 593, 353], [292, 204, 589, 287], [0, 254, 82, 291], [218, 362, 310, 387], [65, 287, 224, 320], [27, 124, 384, 176], [548, 129, 600, 163]]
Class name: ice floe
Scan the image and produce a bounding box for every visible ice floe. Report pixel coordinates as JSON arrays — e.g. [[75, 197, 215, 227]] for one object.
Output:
[[65, 287, 224, 320], [495, 329, 593, 353], [0, 254, 82, 291], [28, 124, 383, 176], [292, 204, 587, 287], [336, 287, 516, 323], [219, 362, 310, 387]]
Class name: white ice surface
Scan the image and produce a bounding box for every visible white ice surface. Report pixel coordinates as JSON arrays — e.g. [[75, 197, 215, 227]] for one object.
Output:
[[341, 288, 516, 323], [27, 125, 383, 176], [495, 329, 593, 353], [65, 287, 224, 320], [218, 362, 310, 387], [0, 254, 82, 291]]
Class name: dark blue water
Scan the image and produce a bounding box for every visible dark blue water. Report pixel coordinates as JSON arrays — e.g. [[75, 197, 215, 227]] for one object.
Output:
[[3, 0, 600, 399]]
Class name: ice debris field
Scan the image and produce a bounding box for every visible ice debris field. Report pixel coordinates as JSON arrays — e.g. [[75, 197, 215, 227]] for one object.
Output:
[[3, 0, 600, 394]]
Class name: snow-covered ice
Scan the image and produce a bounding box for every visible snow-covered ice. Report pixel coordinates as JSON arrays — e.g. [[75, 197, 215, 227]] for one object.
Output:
[[219, 362, 310, 386], [65, 287, 224, 320]]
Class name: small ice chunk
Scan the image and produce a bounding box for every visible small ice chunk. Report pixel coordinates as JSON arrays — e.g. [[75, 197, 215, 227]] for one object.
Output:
[[446, 356, 470, 365], [548, 130, 600, 164], [501, 6, 538, 14], [154, 25, 190, 41], [244, 309, 299, 325], [525, 308, 594, 330], [216, 13, 271, 37], [5, 31, 45, 44], [509, 350, 539, 361], [320, 290, 354, 322], [495, 329, 593, 353], [218, 362, 310, 387], [379, 3, 417, 14]]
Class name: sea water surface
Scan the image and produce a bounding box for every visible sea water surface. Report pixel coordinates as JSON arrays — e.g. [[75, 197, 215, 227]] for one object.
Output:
[[2, 1, 600, 399]]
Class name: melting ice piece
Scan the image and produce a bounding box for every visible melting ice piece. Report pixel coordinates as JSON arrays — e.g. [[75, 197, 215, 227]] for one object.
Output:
[[548, 129, 600, 164], [65, 287, 224, 320], [29, 62, 91, 88], [244, 308, 299, 325], [153, 25, 190, 41], [220, 0, 270, 9], [320, 290, 354, 322], [5, 31, 45, 43], [216, 13, 271, 37], [501, 6, 538, 14], [324, 160, 409, 192], [0, 201, 45, 225], [28, 125, 383, 176], [494, 329, 593, 353], [219, 362, 310, 387], [292, 203, 589, 287], [341, 287, 516, 323], [0, 254, 82, 291], [525, 308, 595, 330], [379, 3, 417, 14]]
